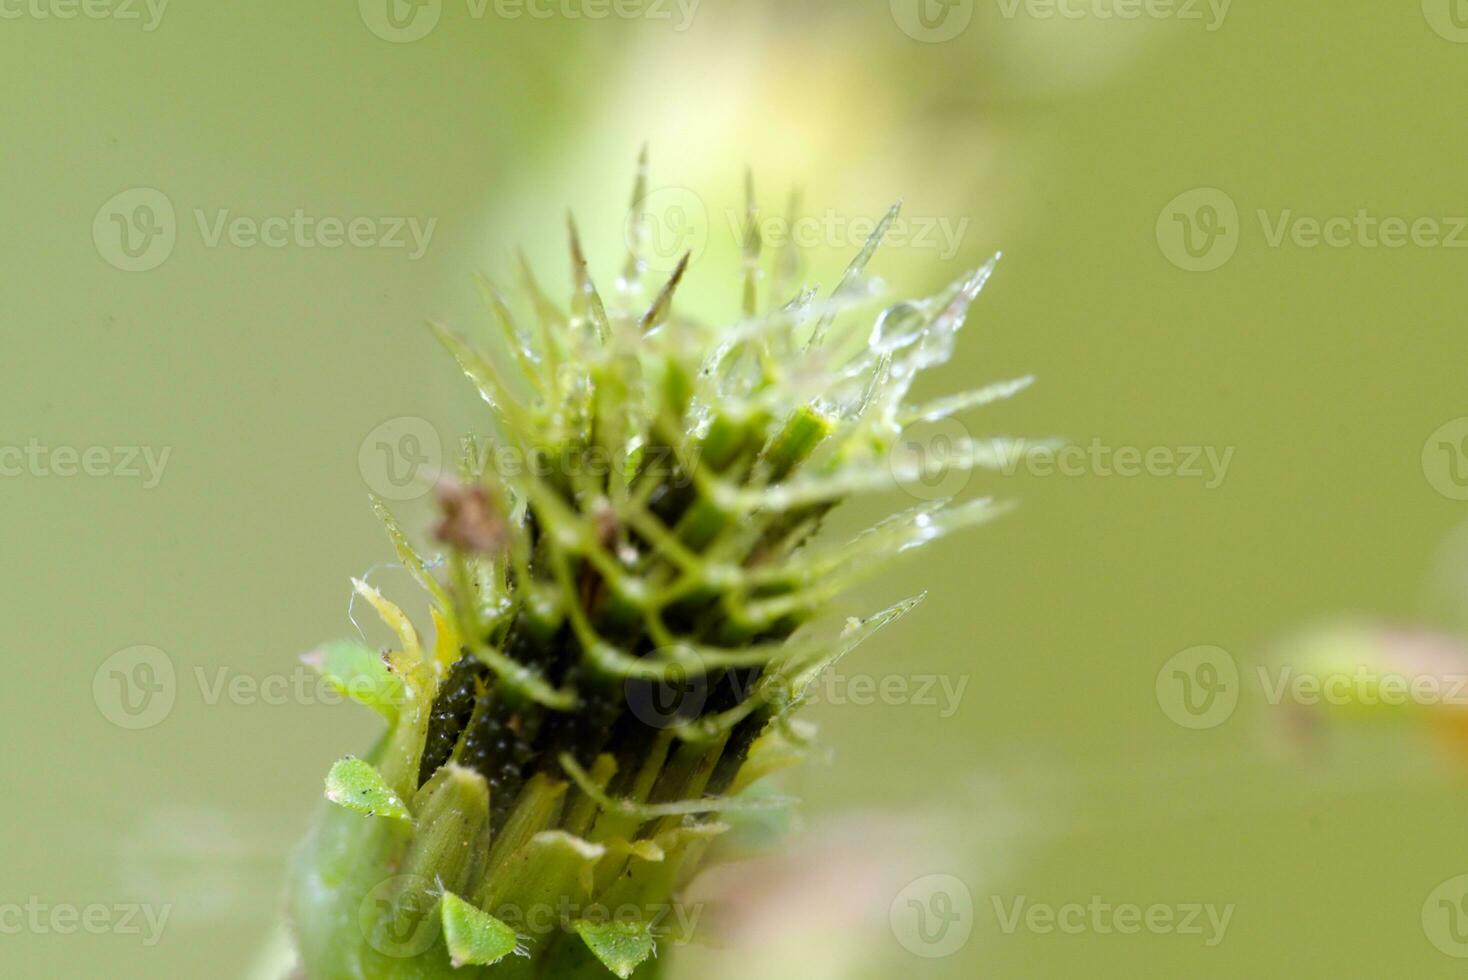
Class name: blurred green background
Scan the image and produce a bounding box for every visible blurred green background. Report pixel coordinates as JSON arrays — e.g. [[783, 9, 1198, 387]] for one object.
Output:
[[4, 1, 1468, 976]]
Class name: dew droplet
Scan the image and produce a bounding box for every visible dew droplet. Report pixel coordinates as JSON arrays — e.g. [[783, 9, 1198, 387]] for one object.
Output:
[[870, 301, 927, 354]]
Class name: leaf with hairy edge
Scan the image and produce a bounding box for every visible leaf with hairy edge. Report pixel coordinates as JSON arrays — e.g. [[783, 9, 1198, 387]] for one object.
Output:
[[440, 892, 522, 967], [574, 919, 656, 979]]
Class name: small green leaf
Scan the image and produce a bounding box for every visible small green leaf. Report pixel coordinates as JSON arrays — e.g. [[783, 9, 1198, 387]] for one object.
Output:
[[323, 756, 412, 823], [440, 892, 521, 968], [573, 919, 655, 979], [302, 640, 404, 721]]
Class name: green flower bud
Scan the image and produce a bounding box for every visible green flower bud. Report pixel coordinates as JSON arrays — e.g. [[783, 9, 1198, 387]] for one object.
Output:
[[286, 156, 1041, 978]]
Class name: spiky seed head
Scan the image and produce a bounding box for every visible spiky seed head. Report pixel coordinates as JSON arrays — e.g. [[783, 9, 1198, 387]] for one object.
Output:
[[289, 160, 1042, 979]]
